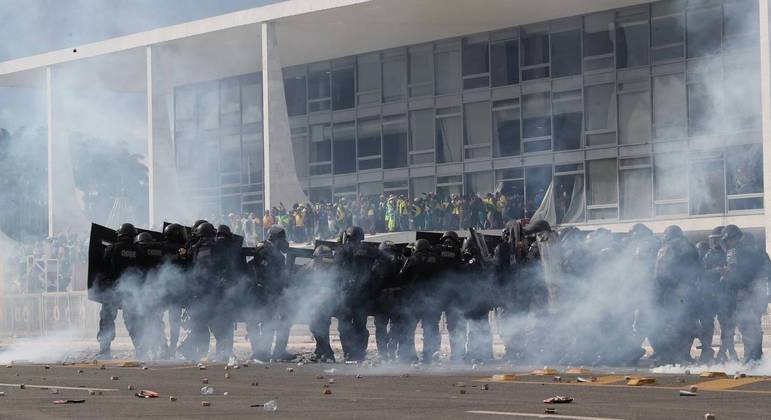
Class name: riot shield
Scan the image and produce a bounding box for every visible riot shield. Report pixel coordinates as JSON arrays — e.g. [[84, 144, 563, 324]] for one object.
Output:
[[87, 223, 116, 302], [536, 231, 563, 306]]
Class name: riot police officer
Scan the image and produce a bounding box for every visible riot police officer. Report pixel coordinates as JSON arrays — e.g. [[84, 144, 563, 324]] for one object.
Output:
[[180, 222, 234, 361], [96, 223, 141, 359], [721, 225, 767, 363], [694, 226, 725, 362], [247, 225, 291, 361], [335, 226, 378, 362], [652, 225, 700, 365], [161, 223, 189, 358], [300, 244, 338, 362], [128, 232, 166, 359], [370, 241, 405, 361], [399, 238, 441, 363]]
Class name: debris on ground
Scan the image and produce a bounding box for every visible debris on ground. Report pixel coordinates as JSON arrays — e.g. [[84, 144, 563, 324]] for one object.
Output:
[[679, 390, 698, 397], [169, 396, 177, 402], [481, 384, 489, 391], [734, 373, 747, 379], [323, 389, 332, 395], [19, 384, 25, 389], [201, 378, 209, 384], [543, 396, 574, 404], [110, 376, 119, 381], [53, 399, 85, 404], [689, 385, 699, 393], [78, 370, 84, 374], [316, 375, 324, 380], [251, 400, 278, 411], [44, 366, 50, 370], [223, 392, 229, 396], [328, 379, 335, 384], [545, 408, 556, 414], [200, 386, 214, 395], [576, 377, 595, 383], [400, 374, 409, 378], [323, 368, 336, 374], [454, 382, 466, 388], [127, 385, 135, 391], [50, 389, 59, 394], [197, 364, 207, 370], [704, 414, 716, 420], [88, 390, 96, 396], [201, 401, 211, 407], [286, 368, 294, 373], [251, 381, 259, 387], [459, 389, 466, 395], [0, 392, 5, 397], [355, 374, 362, 379], [135, 390, 159, 398], [224, 373, 231, 379], [699, 372, 727, 378]]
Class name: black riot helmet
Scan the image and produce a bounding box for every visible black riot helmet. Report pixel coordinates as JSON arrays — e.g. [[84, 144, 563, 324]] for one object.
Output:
[[117, 223, 138, 241], [345, 226, 365, 243], [196, 222, 217, 239], [709, 226, 725, 239], [663, 225, 684, 242], [721, 224, 743, 243], [216, 224, 233, 239], [191, 219, 208, 239], [629, 223, 653, 238], [134, 232, 154, 244], [267, 225, 289, 253], [378, 240, 398, 254], [440, 231, 460, 246], [313, 244, 334, 263], [415, 239, 431, 253], [163, 223, 187, 244]]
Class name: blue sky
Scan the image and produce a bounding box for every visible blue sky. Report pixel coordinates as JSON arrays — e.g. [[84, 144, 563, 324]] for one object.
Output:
[[0, 0, 284, 62]]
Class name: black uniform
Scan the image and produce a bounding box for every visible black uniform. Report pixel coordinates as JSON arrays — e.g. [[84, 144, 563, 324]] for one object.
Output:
[[160, 226, 190, 358], [180, 234, 234, 361], [298, 255, 338, 362], [723, 243, 767, 363], [399, 241, 441, 363], [461, 236, 495, 362], [436, 239, 466, 362], [695, 240, 723, 362], [130, 235, 167, 359], [335, 240, 379, 362], [652, 228, 700, 364], [97, 234, 141, 357], [247, 240, 290, 361], [370, 246, 405, 360]]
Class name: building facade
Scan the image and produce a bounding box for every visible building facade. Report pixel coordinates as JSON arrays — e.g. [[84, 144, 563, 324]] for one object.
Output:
[[173, 0, 765, 231]]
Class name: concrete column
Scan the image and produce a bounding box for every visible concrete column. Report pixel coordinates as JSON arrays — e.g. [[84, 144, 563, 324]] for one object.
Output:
[[760, 0, 771, 251], [46, 66, 53, 237], [146, 46, 155, 227], [261, 21, 307, 212]]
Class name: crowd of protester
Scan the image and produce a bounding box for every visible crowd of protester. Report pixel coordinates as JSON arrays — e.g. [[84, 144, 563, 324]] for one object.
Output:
[[3, 234, 88, 294], [218, 191, 533, 246]]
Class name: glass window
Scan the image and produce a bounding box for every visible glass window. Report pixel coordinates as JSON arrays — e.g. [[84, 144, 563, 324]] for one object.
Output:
[[493, 102, 521, 157], [409, 49, 433, 97], [357, 53, 381, 105], [308, 67, 331, 112], [357, 118, 381, 170], [555, 174, 585, 224], [689, 159, 725, 215], [199, 84, 219, 130], [688, 81, 720, 136], [724, 58, 761, 130], [309, 123, 332, 175], [585, 83, 616, 132], [409, 109, 434, 165], [359, 181, 384, 199], [436, 109, 463, 163], [175, 87, 196, 123], [463, 102, 492, 159], [491, 40, 519, 87], [653, 73, 687, 139], [464, 171, 493, 196], [616, 22, 650, 68], [383, 117, 408, 169], [584, 12, 615, 71], [220, 134, 241, 172], [652, 1, 685, 62], [553, 90, 583, 150], [242, 79, 261, 125], [654, 153, 686, 201], [462, 37, 490, 89], [724, 0, 758, 37], [291, 134, 308, 178], [383, 55, 407, 102], [525, 166, 552, 216], [284, 75, 306, 117], [435, 49, 460, 95], [333, 122, 356, 175], [619, 89, 651, 145], [410, 176, 435, 199], [309, 187, 333, 204], [521, 32, 550, 81], [621, 168, 653, 219], [687, 7, 722, 58], [220, 80, 240, 127], [551, 30, 582, 78], [522, 92, 551, 139], [587, 159, 618, 219], [727, 144, 763, 193], [331, 66, 355, 110]]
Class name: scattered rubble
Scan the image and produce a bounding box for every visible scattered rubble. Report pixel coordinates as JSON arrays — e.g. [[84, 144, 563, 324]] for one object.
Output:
[[53, 399, 85, 404], [200, 386, 214, 395], [543, 396, 573, 404], [201, 401, 211, 407], [679, 390, 697, 397], [169, 396, 177, 402], [135, 390, 159, 398], [704, 414, 716, 420]]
